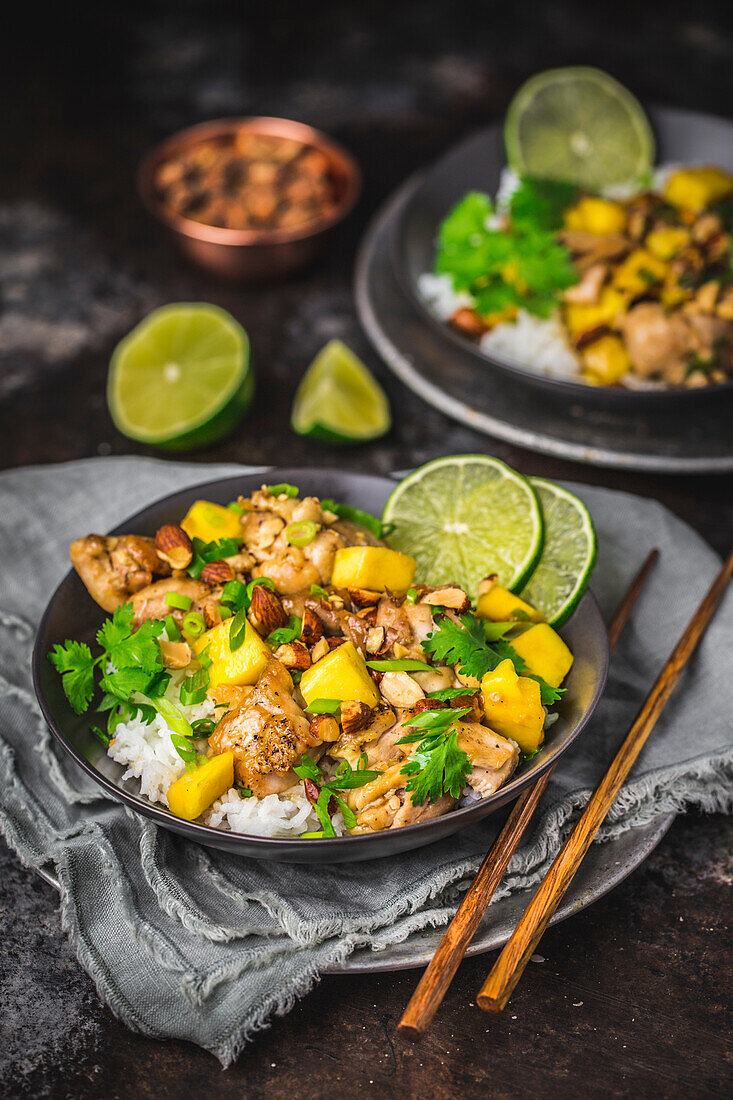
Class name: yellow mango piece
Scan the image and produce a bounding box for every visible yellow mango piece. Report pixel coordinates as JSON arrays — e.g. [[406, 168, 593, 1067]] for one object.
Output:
[[300, 640, 379, 708], [181, 500, 243, 544], [330, 547, 416, 593], [167, 751, 234, 821], [509, 624, 573, 689], [476, 583, 543, 623], [664, 166, 733, 212], [660, 271, 689, 309], [564, 196, 627, 235], [194, 619, 270, 688], [645, 226, 690, 261], [581, 334, 631, 385], [613, 249, 668, 296], [563, 286, 628, 337], [481, 659, 545, 754]]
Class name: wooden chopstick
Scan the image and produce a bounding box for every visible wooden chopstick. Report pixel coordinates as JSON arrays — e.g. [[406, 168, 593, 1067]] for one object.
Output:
[[477, 547, 733, 1014], [396, 548, 660, 1042]]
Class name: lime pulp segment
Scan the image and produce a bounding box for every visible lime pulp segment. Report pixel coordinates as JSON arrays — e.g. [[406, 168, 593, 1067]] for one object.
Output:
[[291, 340, 391, 443], [504, 67, 654, 190], [382, 455, 544, 596], [520, 478, 597, 626], [108, 303, 251, 444]]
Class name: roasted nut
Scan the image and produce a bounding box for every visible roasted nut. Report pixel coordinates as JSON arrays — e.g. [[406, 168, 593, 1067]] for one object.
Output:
[[379, 671, 425, 709], [200, 560, 235, 585], [405, 698, 447, 719], [303, 777, 320, 804], [327, 637, 347, 651], [310, 637, 330, 663], [340, 700, 375, 737], [572, 323, 612, 351], [365, 626, 385, 655], [300, 605, 323, 646], [450, 307, 488, 340], [159, 640, 192, 669], [348, 586, 381, 608], [274, 641, 312, 670], [250, 583, 288, 634], [356, 606, 378, 625], [154, 524, 193, 570], [392, 642, 410, 659], [202, 600, 223, 629], [309, 713, 340, 743], [420, 585, 471, 612], [368, 668, 384, 686]]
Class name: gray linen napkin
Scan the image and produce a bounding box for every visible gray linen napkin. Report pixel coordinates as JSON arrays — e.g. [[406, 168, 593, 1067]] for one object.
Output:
[[0, 457, 731, 1065]]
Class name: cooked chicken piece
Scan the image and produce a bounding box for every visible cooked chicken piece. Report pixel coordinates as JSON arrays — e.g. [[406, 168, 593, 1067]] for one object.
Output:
[[411, 666, 454, 695], [240, 511, 286, 561], [251, 546, 321, 595], [331, 703, 397, 760], [391, 793, 456, 829], [379, 671, 425, 709], [619, 303, 690, 382], [330, 519, 382, 548], [129, 577, 212, 626], [208, 684, 255, 713], [209, 660, 322, 796], [456, 722, 519, 798], [303, 528, 345, 584], [70, 534, 171, 612], [346, 761, 455, 833], [563, 263, 607, 305], [374, 596, 434, 660], [558, 230, 629, 271]]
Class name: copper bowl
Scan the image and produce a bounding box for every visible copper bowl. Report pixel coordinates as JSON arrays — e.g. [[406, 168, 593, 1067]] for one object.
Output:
[[137, 116, 361, 281]]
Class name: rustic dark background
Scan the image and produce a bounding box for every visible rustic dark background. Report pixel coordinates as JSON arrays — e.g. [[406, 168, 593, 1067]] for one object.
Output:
[[1, 1, 732, 1096]]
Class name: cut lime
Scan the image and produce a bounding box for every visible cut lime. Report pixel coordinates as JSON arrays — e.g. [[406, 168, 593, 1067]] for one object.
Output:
[[291, 340, 391, 444], [382, 455, 544, 596], [107, 303, 253, 450], [520, 478, 597, 626], [505, 67, 654, 190]]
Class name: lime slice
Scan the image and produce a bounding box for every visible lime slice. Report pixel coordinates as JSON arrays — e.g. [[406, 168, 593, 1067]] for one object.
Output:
[[382, 455, 544, 596], [504, 67, 654, 190], [291, 340, 391, 444], [107, 303, 253, 450], [520, 478, 597, 626]]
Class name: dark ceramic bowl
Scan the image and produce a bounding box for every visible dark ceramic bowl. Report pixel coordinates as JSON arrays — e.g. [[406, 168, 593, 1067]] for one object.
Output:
[[32, 469, 609, 863], [392, 106, 733, 409]]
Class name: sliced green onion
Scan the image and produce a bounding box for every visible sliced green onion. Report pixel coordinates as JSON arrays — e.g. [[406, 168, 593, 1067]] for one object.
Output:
[[267, 615, 302, 647], [185, 759, 198, 774], [482, 621, 518, 640], [366, 658, 434, 672], [300, 830, 327, 839], [179, 667, 209, 707], [221, 579, 247, 612], [286, 521, 319, 548], [154, 698, 194, 739], [219, 606, 233, 620], [264, 483, 299, 498], [164, 614, 181, 641], [182, 612, 206, 638], [313, 787, 337, 837], [171, 733, 197, 762], [246, 577, 275, 601], [90, 725, 111, 747], [191, 717, 217, 738], [227, 501, 245, 515], [196, 645, 212, 669], [235, 785, 253, 798], [165, 591, 193, 611], [229, 607, 248, 652], [428, 687, 478, 700], [293, 753, 322, 780], [405, 587, 419, 605], [304, 698, 342, 715], [310, 584, 330, 600]]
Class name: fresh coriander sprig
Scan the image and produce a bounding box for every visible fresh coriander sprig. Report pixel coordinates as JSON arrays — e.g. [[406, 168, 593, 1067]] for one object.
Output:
[[294, 754, 382, 836], [396, 707, 473, 806]]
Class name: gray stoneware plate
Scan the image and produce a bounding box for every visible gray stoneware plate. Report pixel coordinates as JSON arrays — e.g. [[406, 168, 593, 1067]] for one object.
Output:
[[32, 469, 609, 864], [392, 107, 733, 408]]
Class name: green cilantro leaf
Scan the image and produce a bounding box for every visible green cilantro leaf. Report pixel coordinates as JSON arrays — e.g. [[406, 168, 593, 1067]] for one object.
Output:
[[400, 729, 472, 806], [509, 177, 578, 232], [49, 640, 96, 714]]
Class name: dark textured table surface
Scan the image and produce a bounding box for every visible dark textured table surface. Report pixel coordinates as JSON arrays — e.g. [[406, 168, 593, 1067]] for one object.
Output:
[[1, 2, 731, 1096]]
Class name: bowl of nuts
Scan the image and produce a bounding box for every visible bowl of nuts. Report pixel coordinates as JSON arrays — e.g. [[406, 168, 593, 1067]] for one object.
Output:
[[138, 117, 361, 280]]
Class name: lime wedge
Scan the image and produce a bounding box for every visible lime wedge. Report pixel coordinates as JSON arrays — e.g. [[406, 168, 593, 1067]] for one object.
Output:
[[291, 340, 391, 444], [520, 478, 597, 626], [504, 67, 654, 190], [107, 303, 253, 450], [382, 455, 544, 596]]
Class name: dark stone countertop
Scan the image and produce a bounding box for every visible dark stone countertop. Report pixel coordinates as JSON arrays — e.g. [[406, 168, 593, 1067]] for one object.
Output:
[[1, 2, 731, 1095]]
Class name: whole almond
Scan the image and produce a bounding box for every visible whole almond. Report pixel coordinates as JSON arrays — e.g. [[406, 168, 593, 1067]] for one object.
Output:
[[340, 700, 374, 737], [274, 641, 312, 670], [348, 586, 381, 608], [200, 560, 235, 585], [300, 605, 323, 646], [250, 583, 288, 634], [154, 525, 193, 570], [309, 713, 340, 743]]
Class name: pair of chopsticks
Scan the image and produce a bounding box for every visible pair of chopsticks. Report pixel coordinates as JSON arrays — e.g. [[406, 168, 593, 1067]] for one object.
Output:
[[399, 546, 733, 1039]]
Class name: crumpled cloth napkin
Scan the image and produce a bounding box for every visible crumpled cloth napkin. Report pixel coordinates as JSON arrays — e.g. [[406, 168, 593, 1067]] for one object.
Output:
[[0, 457, 731, 1065]]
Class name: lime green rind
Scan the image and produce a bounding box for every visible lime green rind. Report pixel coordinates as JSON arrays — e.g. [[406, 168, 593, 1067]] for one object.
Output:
[[107, 303, 252, 447], [382, 454, 544, 597], [520, 477, 598, 626]]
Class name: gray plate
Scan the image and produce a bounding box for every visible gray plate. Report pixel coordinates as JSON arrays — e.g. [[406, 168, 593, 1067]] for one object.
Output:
[[33, 814, 674, 973], [355, 140, 733, 473]]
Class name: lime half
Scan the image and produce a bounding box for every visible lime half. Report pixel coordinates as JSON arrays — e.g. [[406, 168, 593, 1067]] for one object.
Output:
[[505, 67, 654, 190], [291, 340, 391, 444], [520, 478, 597, 626], [382, 455, 544, 596], [108, 303, 253, 450]]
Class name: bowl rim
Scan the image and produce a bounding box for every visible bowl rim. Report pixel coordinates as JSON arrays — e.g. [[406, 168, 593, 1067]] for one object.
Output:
[[390, 106, 733, 403], [137, 115, 362, 246], [32, 469, 610, 855]]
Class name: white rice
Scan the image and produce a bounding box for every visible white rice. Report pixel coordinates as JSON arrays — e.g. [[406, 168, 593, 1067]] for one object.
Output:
[[108, 694, 342, 837], [417, 272, 475, 321]]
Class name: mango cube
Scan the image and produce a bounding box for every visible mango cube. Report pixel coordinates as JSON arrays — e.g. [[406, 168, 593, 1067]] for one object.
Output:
[[481, 659, 545, 754], [194, 619, 270, 688], [581, 334, 631, 385], [299, 640, 379, 708], [167, 752, 234, 821], [664, 166, 733, 212], [563, 196, 627, 235], [645, 226, 690, 261], [563, 286, 628, 337], [330, 547, 416, 593], [476, 583, 543, 624], [181, 500, 243, 544], [613, 249, 668, 296], [509, 624, 573, 689]]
